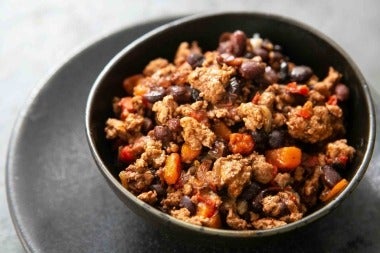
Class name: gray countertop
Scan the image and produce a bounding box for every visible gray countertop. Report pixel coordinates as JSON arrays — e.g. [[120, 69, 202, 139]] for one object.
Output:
[[1, 1, 379, 252]]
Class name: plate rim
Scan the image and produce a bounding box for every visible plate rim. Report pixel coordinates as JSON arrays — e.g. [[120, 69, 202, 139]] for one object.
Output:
[[5, 15, 181, 253]]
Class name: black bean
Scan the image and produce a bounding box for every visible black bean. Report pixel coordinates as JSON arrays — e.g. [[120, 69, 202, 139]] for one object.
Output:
[[228, 76, 244, 95], [290, 65, 313, 83], [252, 47, 268, 62], [268, 129, 286, 149], [240, 182, 262, 201], [179, 196, 196, 215], [153, 125, 172, 143], [166, 85, 191, 104], [239, 60, 266, 80], [262, 66, 279, 85], [332, 161, 346, 171], [251, 130, 268, 152], [187, 53, 204, 69], [230, 30, 247, 56], [278, 61, 289, 82], [321, 165, 342, 188], [335, 83, 350, 101], [151, 184, 166, 198], [143, 87, 166, 103], [191, 88, 201, 101], [142, 117, 153, 133], [251, 198, 263, 213]]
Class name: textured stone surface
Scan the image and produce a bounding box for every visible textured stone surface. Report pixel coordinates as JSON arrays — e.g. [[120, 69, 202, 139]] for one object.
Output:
[[1, 1, 379, 252]]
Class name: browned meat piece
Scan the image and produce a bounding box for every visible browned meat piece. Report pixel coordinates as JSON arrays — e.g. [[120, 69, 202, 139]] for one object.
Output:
[[143, 58, 169, 76], [105, 118, 128, 140], [161, 190, 183, 210], [176, 101, 208, 117], [326, 139, 355, 161], [226, 208, 248, 230], [152, 95, 178, 125], [170, 62, 193, 85], [287, 101, 344, 143], [301, 166, 323, 207], [257, 91, 276, 110], [174, 41, 202, 66], [262, 195, 287, 217], [139, 138, 166, 169], [313, 67, 341, 96], [252, 218, 287, 230], [213, 154, 252, 198], [188, 65, 235, 104], [123, 113, 145, 131], [180, 116, 216, 150], [308, 90, 326, 104], [237, 103, 272, 132], [105, 115, 144, 141], [137, 190, 158, 204], [150, 63, 177, 88], [170, 208, 203, 226], [273, 173, 293, 188], [119, 164, 154, 194], [261, 190, 303, 222], [249, 153, 276, 184]]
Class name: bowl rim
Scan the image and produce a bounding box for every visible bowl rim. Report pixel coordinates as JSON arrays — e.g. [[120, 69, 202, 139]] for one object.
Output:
[[85, 11, 376, 238]]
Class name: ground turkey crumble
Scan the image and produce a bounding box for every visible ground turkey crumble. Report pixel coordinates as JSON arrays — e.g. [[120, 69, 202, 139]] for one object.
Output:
[[104, 30, 355, 230]]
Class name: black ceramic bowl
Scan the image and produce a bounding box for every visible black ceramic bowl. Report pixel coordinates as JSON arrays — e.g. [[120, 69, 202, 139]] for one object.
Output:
[[85, 12, 375, 241]]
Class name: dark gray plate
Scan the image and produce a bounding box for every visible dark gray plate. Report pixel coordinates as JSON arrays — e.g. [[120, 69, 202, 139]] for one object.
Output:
[[6, 16, 380, 253]]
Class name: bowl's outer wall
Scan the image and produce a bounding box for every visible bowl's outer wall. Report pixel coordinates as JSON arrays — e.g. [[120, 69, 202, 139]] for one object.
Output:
[[87, 13, 372, 238]]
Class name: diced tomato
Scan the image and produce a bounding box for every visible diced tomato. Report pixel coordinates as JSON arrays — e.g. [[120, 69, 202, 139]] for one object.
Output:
[[337, 155, 349, 166], [118, 97, 135, 120], [189, 110, 209, 125], [118, 145, 136, 163], [327, 95, 338, 105], [251, 92, 261, 104], [286, 82, 309, 96], [297, 107, 312, 119]]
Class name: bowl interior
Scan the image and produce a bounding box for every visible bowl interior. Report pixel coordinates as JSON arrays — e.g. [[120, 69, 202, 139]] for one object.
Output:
[[86, 12, 374, 237]]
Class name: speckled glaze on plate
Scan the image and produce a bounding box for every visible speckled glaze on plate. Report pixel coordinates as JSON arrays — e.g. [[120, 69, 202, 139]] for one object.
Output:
[[6, 16, 380, 252]]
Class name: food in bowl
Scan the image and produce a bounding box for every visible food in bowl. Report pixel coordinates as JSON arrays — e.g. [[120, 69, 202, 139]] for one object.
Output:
[[104, 30, 355, 230]]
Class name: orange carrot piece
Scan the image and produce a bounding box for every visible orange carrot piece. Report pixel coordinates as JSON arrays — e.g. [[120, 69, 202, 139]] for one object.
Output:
[[133, 83, 150, 96], [204, 212, 222, 229], [196, 201, 216, 218], [163, 153, 182, 185], [123, 74, 144, 95], [266, 146, 302, 171], [213, 121, 232, 141], [228, 133, 254, 155], [320, 178, 349, 202], [181, 143, 201, 163]]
